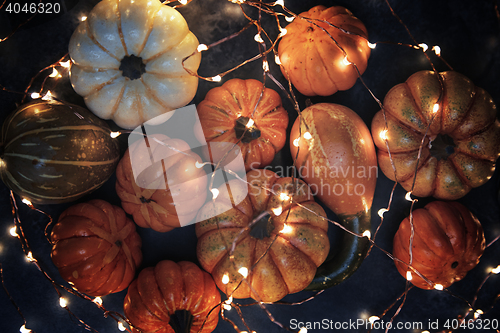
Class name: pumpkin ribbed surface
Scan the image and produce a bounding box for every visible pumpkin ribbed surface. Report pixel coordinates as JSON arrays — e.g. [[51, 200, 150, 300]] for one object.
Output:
[[51, 200, 142, 296], [0, 100, 120, 204]]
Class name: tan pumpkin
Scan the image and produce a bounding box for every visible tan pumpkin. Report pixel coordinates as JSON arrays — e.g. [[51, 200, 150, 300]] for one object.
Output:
[[69, 0, 201, 129]]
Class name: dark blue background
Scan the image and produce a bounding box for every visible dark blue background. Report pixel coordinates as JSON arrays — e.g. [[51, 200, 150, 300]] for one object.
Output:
[[0, 0, 499, 332]]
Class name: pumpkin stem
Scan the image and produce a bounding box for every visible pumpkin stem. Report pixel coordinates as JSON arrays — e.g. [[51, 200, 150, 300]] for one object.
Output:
[[234, 116, 261, 143], [119, 55, 146, 80], [249, 212, 275, 239], [169, 310, 194, 333], [429, 134, 456, 160]]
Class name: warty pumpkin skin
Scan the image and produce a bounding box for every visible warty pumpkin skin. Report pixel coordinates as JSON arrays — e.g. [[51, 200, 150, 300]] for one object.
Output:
[[278, 5, 371, 96], [393, 201, 485, 290], [196, 169, 329, 303], [50, 199, 142, 296], [123, 260, 221, 333], [196, 78, 289, 171], [116, 134, 208, 232], [69, 0, 201, 129], [0, 100, 120, 204], [289, 103, 376, 290], [372, 70, 500, 200]]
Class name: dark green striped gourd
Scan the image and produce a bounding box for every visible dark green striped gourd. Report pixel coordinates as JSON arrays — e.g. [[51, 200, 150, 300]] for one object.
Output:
[[0, 100, 120, 204]]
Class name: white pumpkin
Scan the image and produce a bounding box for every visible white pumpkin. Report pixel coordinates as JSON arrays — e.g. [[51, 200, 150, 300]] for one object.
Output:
[[69, 0, 201, 129]]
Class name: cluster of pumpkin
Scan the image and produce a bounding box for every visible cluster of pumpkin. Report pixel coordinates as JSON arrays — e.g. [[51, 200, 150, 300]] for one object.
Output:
[[0, 0, 499, 332]]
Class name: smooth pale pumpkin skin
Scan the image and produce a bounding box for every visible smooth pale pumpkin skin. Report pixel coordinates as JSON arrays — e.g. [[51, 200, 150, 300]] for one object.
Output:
[[0, 100, 120, 204], [372, 70, 500, 200], [278, 5, 370, 96], [196, 78, 289, 171], [51, 200, 142, 296], [196, 169, 329, 302], [393, 201, 485, 290], [69, 0, 201, 129], [116, 134, 207, 232], [290, 103, 377, 216], [124, 260, 221, 333]]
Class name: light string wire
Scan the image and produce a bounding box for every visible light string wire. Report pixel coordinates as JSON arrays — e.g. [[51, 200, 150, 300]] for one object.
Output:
[[0, 0, 499, 332]]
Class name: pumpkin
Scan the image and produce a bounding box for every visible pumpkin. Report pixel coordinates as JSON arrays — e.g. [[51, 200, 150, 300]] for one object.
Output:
[[393, 201, 485, 290], [116, 133, 207, 232], [372, 71, 500, 200], [289, 103, 377, 289], [50, 199, 142, 296], [278, 5, 370, 96], [69, 0, 201, 129], [0, 100, 120, 204], [124, 260, 221, 333], [195, 78, 289, 171], [196, 169, 329, 302]]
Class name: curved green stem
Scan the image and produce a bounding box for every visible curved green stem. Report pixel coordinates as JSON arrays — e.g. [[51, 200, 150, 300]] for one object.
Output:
[[306, 210, 371, 290]]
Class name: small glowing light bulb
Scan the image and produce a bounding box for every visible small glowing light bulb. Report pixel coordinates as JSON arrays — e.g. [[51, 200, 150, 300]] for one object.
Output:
[[432, 103, 439, 113], [368, 316, 380, 324], [405, 192, 413, 202], [195, 161, 204, 169], [303, 132, 312, 140], [342, 56, 351, 66], [9, 226, 18, 237], [362, 230, 371, 239], [59, 297, 68, 308], [26, 252, 34, 262], [299, 328, 308, 333], [432, 45, 441, 56], [211, 75, 222, 82], [225, 296, 233, 304], [211, 188, 219, 200], [178, 0, 188, 4], [272, 206, 283, 216], [474, 309, 483, 319], [222, 274, 230, 285], [197, 44, 208, 52], [254, 33, 264, 44], [30, 92, 41, 99], [60, 60, 71, 68], [42, 91, 54, 101], [19, 325, 32, 333], [379, 129, 388, 141], [274, 0, 284, 7], [238, 267, 248, 278], [434, 284, 444, 290], [49, 68, 59, 78], [262, 60, 269, 72], [285, 15, 295, 22], [406, 271, 413, 281], [278, 27, 287, 38], [377, 208, 389, 217], [418, 43, 428, 52], [491, 265, 500, 274], [118, 322, 126, 331], [292, 138, 300, 147], [246, 118, 255, 128], [223, 303, 232, 311], [22, 198, 32, 207], [279, 192, 290, 201], [281, 224, 293, 234], [367, 41, 377, 49], [80, 15, 87, 22], [93, 297, 103, 306], [110, 131, 121, 138], [274, 54, 281, 65]]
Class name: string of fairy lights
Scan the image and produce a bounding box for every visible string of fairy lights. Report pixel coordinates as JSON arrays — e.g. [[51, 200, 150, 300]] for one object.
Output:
[[0, 0, 499, 332]]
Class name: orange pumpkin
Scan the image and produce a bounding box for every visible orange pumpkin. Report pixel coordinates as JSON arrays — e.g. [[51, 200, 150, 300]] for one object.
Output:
[[50, 200, 142, 296], [196, 78, 289, 171], [124, 260, 221, 333], [196, 169, 329, 302], [278, 5, 371, 96], [290, 103, 377, 289], [393, 201, 485, 290], [116, 134, 207, 232], [372, 70, 500, 200]]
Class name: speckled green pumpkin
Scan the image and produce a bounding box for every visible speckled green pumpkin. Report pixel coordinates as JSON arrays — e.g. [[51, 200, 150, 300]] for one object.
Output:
[[0, 100, 120, 204]]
